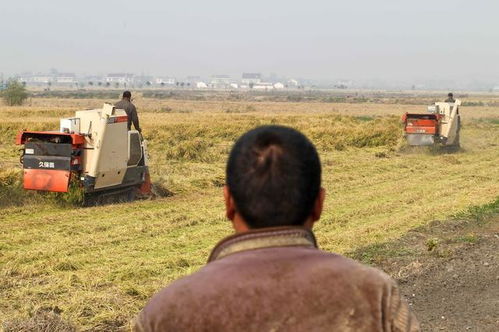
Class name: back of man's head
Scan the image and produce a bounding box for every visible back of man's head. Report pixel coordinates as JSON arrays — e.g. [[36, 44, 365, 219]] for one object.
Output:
[[448, 92, 453, 97], [226, 125, 321, 228], [123, 91, 132, 99]]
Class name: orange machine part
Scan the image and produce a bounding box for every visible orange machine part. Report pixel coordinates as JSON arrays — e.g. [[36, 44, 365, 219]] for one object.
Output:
[[23, 169, 71, 192], [115, 115, 128, 123], [15, 131, 85, 146], [139, 171, 153, 195], [405, 118, 438, 134]]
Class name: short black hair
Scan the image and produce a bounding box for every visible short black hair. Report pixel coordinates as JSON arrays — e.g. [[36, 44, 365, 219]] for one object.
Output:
[[123, 91, 132, 99], [226, 125, 321, 228], [448, 92, 453, 97]]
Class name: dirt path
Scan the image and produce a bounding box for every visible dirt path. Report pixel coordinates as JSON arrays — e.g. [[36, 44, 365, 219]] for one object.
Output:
[[360, 213, 499, 331]]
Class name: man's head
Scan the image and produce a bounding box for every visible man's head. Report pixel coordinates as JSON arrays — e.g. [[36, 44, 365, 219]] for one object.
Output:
[[225, 125, 324, 231], [448, 92, 453, 98], [123, 91, 132, 100]]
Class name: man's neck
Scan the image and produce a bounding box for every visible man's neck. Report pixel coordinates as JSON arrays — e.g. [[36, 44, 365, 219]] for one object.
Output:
[[232, 214, 313, 234], [232, 215, 250, 233]]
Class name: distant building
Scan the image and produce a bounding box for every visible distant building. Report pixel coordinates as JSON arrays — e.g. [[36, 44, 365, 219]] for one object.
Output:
[[32, 75, 53, 84], [333, 80, 351, 89], [242, 73, 262, 85], [185, 76, 202, 86], [196, 82, 208, 89], [252, 82, 274, 90], [154, 77, 176, 85], [211, 75, 231, 83], [55, 73, 76, 84], [210, 75, 232, 89], [105, 73, 134, 84], [287, 79, 299, 87], [273, 82, 285, 89], [17, 73, 53, 85]]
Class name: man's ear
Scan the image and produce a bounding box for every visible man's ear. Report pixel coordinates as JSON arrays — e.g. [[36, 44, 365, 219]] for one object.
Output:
[[311, 187, 326, 222], [223, 186, 236, 221]]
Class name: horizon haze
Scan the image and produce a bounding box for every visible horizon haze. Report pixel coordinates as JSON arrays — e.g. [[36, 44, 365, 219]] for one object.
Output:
[[1, 0, 499, 87]]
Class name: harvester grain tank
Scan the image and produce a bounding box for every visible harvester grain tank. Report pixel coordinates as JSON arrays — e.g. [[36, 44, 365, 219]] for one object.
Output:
[[402, 99, 461, 147], [16, 104, 152, 204]]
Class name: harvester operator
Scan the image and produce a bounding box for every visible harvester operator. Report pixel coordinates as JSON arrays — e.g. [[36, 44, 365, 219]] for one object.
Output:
[[445, 92, 456, 103], [134, 126, 420, 331], [115, 91, 141, 132]]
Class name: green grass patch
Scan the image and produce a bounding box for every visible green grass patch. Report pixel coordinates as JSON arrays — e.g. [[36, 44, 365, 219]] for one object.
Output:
[[455, 233, 479, 244], [453, 197, 499, 222]]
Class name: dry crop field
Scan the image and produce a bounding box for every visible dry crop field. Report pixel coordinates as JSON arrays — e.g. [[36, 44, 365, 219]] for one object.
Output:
[[0, 92, 498, 330]]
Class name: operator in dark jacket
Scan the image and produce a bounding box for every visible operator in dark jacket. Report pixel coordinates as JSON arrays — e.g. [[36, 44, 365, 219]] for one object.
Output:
[[115, 91, 141, 132], [445, 92, 456, 103], [135, 126, 419, 331]]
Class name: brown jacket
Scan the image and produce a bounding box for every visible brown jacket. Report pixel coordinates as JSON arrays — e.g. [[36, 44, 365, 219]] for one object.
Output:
[[135, 227, 419, 331]]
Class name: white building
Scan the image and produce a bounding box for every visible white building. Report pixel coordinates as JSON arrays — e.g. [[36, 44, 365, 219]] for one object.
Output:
[[17, 74, 53, 85], [34, 76, 53, 83], [273, 82, 285, 89], [252, 82, 274, 90], [155, 77, 176, 85], [210, 75, 232, 89], [55, 73, 76, 84], [196, 82, 208, 88], [242, 73, 262, 85], [105, 73, 134, 84]]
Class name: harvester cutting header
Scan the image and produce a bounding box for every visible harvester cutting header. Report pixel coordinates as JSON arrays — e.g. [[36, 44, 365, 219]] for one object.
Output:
[[402, 99, 461, 147], [16, 104, 152, 205]]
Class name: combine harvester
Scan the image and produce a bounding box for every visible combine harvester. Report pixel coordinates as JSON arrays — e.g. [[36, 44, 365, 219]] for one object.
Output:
[[402, 99, 461, 148], [16, 104, 152, 205]]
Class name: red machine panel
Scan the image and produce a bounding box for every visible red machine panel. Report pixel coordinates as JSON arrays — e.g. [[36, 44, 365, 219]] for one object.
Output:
[[403, 113, 439, 135], [23, 169, 71, 192]]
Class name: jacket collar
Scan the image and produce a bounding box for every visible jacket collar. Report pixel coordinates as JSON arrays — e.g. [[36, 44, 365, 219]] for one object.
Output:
[[208, 226, 317, 262]]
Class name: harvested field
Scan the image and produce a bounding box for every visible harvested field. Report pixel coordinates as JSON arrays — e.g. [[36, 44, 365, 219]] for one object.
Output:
[[0, 93, 498, 330]]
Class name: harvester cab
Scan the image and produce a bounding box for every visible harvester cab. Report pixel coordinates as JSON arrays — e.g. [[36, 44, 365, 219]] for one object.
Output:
[[16, 104, 152, 205], [402, 99, 461, 147]]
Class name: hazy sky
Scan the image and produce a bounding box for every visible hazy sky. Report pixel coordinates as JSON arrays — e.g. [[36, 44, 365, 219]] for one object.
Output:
[[1, 0, 499, 81]]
